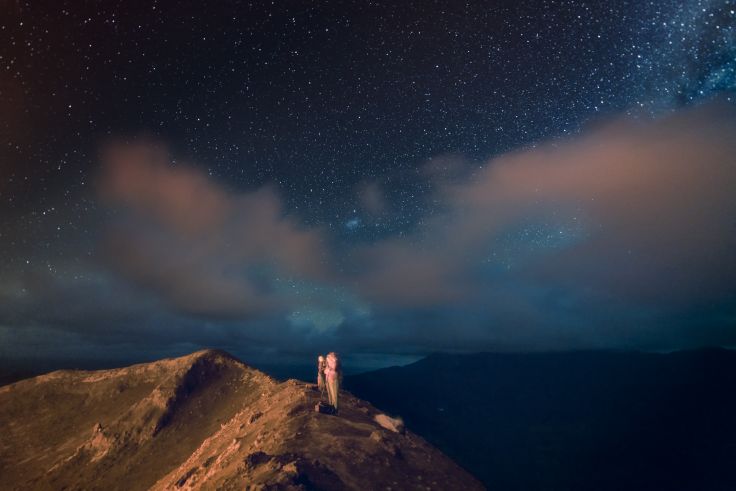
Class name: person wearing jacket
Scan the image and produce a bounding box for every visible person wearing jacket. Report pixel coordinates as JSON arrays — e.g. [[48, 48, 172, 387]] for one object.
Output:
[[324, 352, 342, 413]]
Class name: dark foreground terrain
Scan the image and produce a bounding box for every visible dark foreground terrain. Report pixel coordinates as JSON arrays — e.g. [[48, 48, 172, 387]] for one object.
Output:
[[348, 349, 736, 491], [0, 349, 482, 490]]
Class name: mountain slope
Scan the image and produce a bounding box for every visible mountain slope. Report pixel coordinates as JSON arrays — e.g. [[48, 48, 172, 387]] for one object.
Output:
[[0, 349, 483, 490], [347, 349, 736, 491]]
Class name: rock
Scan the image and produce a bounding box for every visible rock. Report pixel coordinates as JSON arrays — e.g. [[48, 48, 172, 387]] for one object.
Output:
[[374, 413, 405, 434], [281, 461, 298, 475], [175, 467, 198, 487], [243, 451, 271, 469], [370, 430, 384, 443]]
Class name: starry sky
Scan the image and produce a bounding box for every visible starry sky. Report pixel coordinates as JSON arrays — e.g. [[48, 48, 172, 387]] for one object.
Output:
[[1, 1, 735, 369]]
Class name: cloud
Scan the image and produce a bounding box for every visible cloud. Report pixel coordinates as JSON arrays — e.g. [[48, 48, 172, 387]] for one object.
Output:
[[6, 102, 735, 361], [348, 100, 736, 348], [357, 181, 388, 216], [96, 141, 333, 318]]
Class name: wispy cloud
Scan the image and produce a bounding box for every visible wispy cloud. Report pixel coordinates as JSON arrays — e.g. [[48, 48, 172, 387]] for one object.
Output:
[[97, 141, 333, 317], [3, 101, 735, 357]]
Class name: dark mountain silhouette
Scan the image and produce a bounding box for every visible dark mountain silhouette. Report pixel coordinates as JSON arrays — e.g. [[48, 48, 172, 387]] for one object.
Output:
[[347, 348, 736, 491], [0, 349, 482, 490]]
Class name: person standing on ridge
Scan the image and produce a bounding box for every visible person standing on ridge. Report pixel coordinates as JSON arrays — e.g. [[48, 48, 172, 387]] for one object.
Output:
[[324, 352, 342, 414], [317, 355, 326, 395]]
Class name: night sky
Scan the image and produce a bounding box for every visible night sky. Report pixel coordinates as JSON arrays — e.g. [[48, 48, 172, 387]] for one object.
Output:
[[1, 1, 735, 369]]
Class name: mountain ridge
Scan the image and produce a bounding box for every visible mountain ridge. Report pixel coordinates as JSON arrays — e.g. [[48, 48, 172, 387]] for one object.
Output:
[[0, 349, 482, 490]]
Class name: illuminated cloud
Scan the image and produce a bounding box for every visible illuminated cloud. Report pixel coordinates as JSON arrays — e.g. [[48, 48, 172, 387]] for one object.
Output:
[[97, 141, 334, 318], [349, 101, 736, 348], [5, 102, 734, 357]]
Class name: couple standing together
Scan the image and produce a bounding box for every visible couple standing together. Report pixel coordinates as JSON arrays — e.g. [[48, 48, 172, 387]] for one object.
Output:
[[317, 352, 342, 414]]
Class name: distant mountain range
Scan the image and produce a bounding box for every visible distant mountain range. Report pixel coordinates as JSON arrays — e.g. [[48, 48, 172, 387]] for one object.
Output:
[[347, 348, 736, 491]]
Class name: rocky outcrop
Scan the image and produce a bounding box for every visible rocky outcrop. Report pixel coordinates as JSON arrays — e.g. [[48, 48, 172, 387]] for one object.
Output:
[[374, 414, 405, 434], [0, 350, 483, 490]]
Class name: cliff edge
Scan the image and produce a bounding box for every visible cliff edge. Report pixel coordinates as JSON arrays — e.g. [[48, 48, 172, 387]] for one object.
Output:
[[0, 350, 483, 490]]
